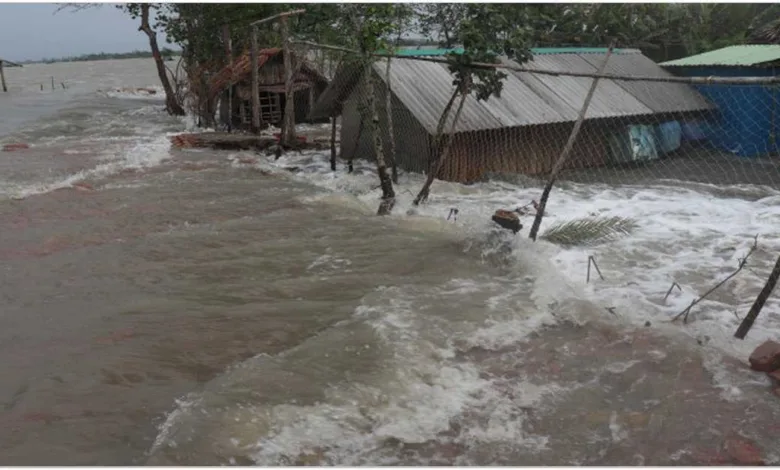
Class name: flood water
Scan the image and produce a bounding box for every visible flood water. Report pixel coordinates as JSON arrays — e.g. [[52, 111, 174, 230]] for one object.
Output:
[[1, 58, 780, 465]]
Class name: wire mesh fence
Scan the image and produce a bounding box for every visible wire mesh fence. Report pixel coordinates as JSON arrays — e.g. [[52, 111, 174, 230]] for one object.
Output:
[[235, 40, 780, 335], [291, 41, 780, 195]]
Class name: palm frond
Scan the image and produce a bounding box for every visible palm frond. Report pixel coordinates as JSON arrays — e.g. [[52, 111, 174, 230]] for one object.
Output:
[[540, 215, 637, 247]]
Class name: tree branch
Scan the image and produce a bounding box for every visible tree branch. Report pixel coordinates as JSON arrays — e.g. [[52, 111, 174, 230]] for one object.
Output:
[[54, 3, 100, 14], [250, 9, 306, 27]]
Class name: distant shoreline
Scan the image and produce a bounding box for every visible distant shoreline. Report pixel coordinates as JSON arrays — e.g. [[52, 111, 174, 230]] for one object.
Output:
[[20, 48, 180, 65]]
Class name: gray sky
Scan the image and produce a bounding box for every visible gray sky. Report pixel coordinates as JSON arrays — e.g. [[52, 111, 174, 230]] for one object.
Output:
[[0, 3, 172, 62]]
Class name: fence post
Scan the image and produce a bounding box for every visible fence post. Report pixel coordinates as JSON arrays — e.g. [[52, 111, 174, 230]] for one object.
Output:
[[0, 60, 6, 93], [280, 14, 297, 147], [529, 41, 616, 241], [735, 253, 780, 339], [250, 25, 260, 134]]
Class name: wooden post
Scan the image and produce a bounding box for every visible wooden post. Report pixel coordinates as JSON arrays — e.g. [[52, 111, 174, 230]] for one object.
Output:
[[250, 9, 305, 142], [220, 24, 233, 132], [735, 253, 780, 339], [51, 76, 55, 91], [0, 61, 6, 93], [309, 86, 315, 119], [330, 115, 337, 171], [528, 42, 616, 241], [280, 15, 296, 147], [250, 25, 260, 134]]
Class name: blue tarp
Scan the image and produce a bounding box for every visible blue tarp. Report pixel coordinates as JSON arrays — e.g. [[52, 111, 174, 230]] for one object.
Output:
[[629, 125, 660, 160], [608, 125, 661, 163], [671, 66, 780, 158], [681, 120, 707, 141], [656, 121, 683, 154]]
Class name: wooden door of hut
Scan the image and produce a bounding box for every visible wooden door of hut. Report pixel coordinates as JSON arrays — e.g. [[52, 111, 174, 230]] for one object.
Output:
[[237, 86, 283, 127]]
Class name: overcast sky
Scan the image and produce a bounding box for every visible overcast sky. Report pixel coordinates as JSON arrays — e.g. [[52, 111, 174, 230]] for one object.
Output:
[[0, 3, 173, 62]]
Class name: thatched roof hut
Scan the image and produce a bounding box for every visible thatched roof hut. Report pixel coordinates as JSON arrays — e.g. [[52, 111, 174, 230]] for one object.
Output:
[[208, 48, 329, 127]]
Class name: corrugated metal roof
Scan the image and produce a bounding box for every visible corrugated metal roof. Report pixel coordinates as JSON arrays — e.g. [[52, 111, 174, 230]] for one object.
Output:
[[579, 53, 712, 114], [660, 45, 780, 67], [309, 60, 365, 118], [311, 49, 713, 131], [394, 59, 506, 132], [514, 53, 653, 120]]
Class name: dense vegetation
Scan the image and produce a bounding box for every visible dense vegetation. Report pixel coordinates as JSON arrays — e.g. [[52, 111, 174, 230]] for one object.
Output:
[[144, 3, 780, 62]]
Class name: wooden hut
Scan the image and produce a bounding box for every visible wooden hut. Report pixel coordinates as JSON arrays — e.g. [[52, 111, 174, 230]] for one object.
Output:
[[208, 48, 329, 130], [310, 48, 715, 183]]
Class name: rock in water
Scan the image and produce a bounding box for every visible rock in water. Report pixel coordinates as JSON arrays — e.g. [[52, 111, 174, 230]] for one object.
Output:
[[748, 340, 780, 372], [492, 209, 523, 234]]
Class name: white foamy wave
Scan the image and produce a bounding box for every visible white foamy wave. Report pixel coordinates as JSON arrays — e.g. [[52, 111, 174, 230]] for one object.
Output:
[[306, 249, 353, 274], [101, 86, 166, 101], [243, 147, 780, 359], [1, 134, 175, 200], [149, 273, 572, 465]]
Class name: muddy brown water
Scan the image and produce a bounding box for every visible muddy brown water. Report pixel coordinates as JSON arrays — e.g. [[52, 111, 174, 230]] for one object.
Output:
[[1, 58, 780, 465]]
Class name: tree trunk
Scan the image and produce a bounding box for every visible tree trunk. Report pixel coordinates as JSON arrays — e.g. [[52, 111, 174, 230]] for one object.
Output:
[[220, 24, 233, 132], [407, 87, 458, 207], [250, 26, 261, 133], [366, 68, 395, 215], [347, 118, 363, 174], [384, 57, 398, 184], [330, 115, 338, 171], [735, 253, 780, 339], [280, 16, 297, 147], [413, 86, 468, 206], [433, 89, 459, 152], [138, 4, 185, 116], [528, 43, 615, 241]]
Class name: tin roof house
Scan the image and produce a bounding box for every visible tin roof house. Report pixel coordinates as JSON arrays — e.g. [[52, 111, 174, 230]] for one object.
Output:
[[311, 48, 714, 183], [662, 45, 780, 158]]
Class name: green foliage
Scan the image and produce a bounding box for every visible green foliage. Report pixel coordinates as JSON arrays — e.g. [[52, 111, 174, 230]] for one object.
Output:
[[417, 4, 533, 102], [540, 216, 638, 247], [107, 2, 780, 78]]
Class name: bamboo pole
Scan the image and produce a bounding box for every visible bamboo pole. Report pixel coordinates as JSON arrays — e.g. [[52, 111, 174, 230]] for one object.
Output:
[[735, 253, 780, 339], [330, 115, 337, 171], [221, 23, 233, 133], [280, 14, 296, 147], [528, 43, 616, 242], [250, 25, 260, 133], [0, 61, 7, 93], [292, 40, 780, 86]]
